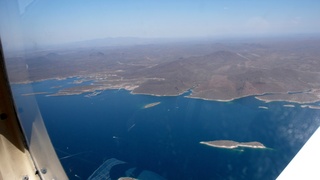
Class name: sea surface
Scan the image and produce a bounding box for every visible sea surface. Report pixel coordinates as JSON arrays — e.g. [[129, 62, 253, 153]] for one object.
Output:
[[12, 78, 320, 180]]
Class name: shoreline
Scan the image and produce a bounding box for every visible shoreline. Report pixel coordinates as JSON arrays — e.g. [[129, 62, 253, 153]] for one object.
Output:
[[14, 78, 320, 104], [255, 96, 320, 104], [22, 92, 50, 96], [10, 75, 81, 85]]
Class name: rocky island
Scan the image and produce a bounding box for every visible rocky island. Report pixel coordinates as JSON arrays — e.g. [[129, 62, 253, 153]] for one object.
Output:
[[200, 140, 266, 149]]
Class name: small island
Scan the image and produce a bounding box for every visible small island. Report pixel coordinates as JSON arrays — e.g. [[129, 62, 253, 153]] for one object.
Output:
[[200, 140, 266, 149], [143, 102, 161, 109], [283, 104, 295, 108], [258, 106, 268, 109]]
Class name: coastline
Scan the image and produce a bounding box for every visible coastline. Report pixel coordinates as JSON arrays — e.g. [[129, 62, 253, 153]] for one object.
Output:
[[13, 77, 320, 104], [255, 96, 320, 104], [10, 75, 80, 85], [22, 92, 50, 96]]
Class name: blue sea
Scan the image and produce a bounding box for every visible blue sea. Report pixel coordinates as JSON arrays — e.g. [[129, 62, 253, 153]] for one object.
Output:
[[12, 78, 320, 180]]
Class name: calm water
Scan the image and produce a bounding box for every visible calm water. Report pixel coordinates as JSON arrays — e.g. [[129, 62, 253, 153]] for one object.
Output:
[[12, 78, 320, 179]]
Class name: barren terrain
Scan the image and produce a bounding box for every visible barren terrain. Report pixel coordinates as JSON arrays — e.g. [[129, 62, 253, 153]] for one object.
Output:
[[6, 37, 320, 103]]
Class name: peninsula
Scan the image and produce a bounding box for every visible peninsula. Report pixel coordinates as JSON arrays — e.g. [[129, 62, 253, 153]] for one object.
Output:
[[22, 92, 49, 96], [200, 140, 266, 149]]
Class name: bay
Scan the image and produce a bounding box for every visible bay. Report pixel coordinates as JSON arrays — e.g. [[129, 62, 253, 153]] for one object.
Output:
[[12, 78, 320, 179]]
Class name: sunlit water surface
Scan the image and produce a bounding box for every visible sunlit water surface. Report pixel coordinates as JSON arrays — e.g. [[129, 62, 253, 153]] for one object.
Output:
[[12, 78, 320, 180]]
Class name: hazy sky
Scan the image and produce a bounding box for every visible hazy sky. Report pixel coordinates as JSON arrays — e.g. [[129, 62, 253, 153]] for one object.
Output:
[[1, 0, 320, 49]]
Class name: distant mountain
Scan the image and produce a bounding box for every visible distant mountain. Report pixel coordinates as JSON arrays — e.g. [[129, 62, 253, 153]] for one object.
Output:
[[62, 37, 197, 48], [89, 52, 105, 57], [45, 52, 60, 57]]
